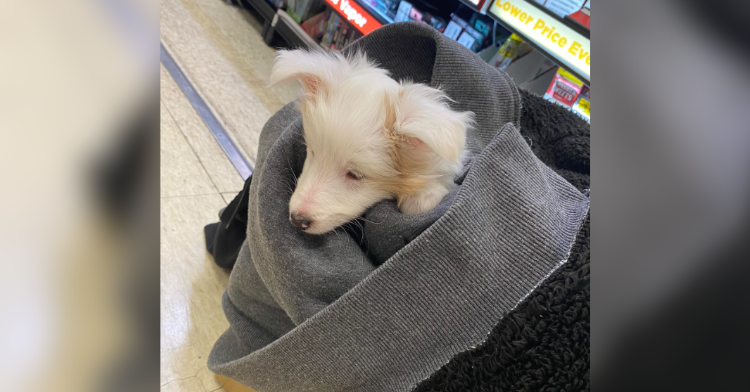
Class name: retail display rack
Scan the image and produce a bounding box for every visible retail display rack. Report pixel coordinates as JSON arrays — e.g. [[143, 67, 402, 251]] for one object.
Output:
[[232, 0, 590, 121], [481, 0, 590, 85], [237, 0, 392, 49]]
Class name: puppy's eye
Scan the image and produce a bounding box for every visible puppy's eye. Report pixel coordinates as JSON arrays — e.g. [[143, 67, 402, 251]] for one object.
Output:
[[346, 171, 362, 180]]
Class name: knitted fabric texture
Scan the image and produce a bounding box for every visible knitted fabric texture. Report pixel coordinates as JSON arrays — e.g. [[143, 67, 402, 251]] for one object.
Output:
[[414, 89, 590, 392], [207, 22, 590, 392]]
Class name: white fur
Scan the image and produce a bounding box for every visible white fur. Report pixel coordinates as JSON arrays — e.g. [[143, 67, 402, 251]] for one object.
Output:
[[270, 49, 473, 234]]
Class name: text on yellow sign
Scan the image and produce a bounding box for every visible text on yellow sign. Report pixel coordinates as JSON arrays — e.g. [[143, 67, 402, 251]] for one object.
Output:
[[494, 1, 590, 66]]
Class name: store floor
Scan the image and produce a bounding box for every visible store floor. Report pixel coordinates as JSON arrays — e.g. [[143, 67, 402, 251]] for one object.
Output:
[[160, 0, 296, 391]]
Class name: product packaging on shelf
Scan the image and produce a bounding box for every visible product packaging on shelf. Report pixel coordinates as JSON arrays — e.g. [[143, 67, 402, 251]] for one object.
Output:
[[394, 1, 412, 22], [489, 34, 525, 70], [456, 29, 481, 51], [301, 10, 330, 41], [286, 0, 325, 23], [572, 85, 590, 120], [543, 0, 587, 18], [443, 12, 491, 52], [319, 11, 363, 51], [544, 68, 590, 121], [544, 68, 583, 107], [443, 19, 463, 40]]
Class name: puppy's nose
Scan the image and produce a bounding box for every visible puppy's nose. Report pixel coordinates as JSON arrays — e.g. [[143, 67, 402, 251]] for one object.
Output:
[[289, 212, 312, 230]]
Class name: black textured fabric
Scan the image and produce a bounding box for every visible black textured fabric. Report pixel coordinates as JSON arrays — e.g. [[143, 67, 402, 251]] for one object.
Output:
[[205, 174, 253, 269], [414, 89, 590, 392]]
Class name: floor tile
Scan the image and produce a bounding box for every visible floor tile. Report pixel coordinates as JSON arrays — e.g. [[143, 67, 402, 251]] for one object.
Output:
[[220, 192, 240, 204], [178, 0, 300, 113], [161, 103, 218, 197], [161, 0, 272, 165], [216, 375, 258, 392], [161, 64, 246, 193], [160, 1, 301, 390], [160, 194, 233, 390]]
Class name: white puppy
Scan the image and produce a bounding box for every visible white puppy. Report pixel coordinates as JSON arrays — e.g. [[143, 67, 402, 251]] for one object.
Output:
[[270, 49, 473, 234]]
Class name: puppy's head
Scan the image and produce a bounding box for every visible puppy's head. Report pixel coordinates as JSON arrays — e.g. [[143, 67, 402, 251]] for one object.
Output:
[[270, 50, 471, 234]]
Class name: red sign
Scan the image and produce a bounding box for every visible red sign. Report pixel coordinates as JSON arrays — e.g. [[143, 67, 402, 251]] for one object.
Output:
[[546, 73, 583, 107], [568, 10, 590, 29], [322, 0, 383, 35], [465, 0, 487, 9]]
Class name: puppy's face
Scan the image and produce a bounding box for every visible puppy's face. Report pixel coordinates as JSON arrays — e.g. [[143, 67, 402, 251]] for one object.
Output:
[[270, 50, 471, 234], [289, 103, 397, 234]]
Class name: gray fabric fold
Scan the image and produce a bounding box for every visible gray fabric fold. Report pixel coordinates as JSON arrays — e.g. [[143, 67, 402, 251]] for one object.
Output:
[[208, 22, 589, 392]]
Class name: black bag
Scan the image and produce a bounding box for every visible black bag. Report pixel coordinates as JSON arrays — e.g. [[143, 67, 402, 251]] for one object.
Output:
[[204, 174, 252, 269]]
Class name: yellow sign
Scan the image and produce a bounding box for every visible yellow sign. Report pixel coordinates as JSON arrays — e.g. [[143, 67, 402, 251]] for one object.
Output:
[[576, 98, 590, 116], [490, 0, 590, 82]]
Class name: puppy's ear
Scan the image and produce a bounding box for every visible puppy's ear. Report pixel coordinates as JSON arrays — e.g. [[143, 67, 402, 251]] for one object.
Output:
[[270, 50, 348, 97], [390, 83, 472, 163]]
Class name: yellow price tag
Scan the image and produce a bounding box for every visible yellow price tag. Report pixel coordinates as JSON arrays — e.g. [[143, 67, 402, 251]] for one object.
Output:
[[557, 68, 583, 86], [576, 98, 590, 116]]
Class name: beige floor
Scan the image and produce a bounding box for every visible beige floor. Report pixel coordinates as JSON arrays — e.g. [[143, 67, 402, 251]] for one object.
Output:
[[160, 0, 298, 391]]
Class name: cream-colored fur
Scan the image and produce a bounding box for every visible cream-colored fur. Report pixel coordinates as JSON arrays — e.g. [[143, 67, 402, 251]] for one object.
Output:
[[270, 49, 473, 234]]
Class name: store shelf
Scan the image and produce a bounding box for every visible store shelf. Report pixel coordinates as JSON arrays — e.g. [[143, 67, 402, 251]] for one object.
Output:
[[458, 0, 492, 14], [237, 0, 384, 48], [564, 11, 590, 34], [352, 0, 394, 25], [320, 0, 390, 36], [487, 0, 590, 85], [241, 0, 277, 21], [274, 9, 319, 48]]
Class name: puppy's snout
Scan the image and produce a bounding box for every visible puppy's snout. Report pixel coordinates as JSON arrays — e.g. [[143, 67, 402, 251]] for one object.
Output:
[[289, 212, 312, 230]]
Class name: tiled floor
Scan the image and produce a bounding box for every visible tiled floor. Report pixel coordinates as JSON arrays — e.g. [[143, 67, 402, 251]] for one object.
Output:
[[160, 0, 296, 391]]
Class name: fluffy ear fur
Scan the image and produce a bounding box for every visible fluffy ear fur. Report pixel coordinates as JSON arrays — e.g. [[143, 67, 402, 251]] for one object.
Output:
[[270, 49, 372, 98], [389, 83, 472, 164]]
